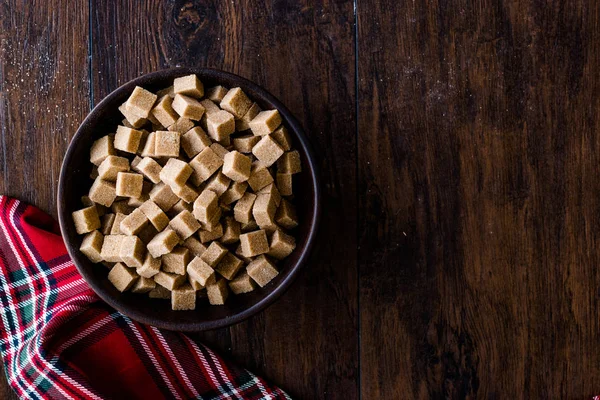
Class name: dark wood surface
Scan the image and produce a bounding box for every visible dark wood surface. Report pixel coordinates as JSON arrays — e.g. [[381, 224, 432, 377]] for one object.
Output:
[[2, 0, 600, 398]]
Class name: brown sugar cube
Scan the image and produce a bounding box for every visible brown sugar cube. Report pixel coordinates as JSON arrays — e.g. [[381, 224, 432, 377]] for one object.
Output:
[[222, 151, 251, 182], [275, 199, 298, 229], [119, 235, 145, 268], [277, 150, 302, 174], [116, 172, 143, 198], [90, 166, 99, 179], [134, 157, 162, 184], [90, 135, 116, 166], [215, 253, 244, 280], [114, 126, 143, 154], [258, 183, 282, 207], [193, 189, 219, 224], [172, 94, 205, 120], [232, 135, 260, 154], [153, 270, 186, 291], [236, 103, 261, 131], [201, 98, 220, 115], [119, 103, 146, 128], [228, 271, 256, 294], [125, 86, 157, 118], [151, 95, 179, 128], [98, 156, 130, 181], [239, 229, 269, 257], [149, 182, 180, 211], [157, 85, 175, 99], [241, 219, 259, 233], [271, 125, 292, 151], [206, 85, 228, 102], [189, 276, 204, 291], [138, 224, 158, 245], [249, 110, 282, 136], [148, 285, 171, 299], [172, 284, 196, 310], [162, 246, 191, 275], [221, 182, 248, 205], [131, 277, 156, 294], [252, 135, 284, 167], [172, 183, 199, 203], [189, 147, 223, 185], [120, 208, 149, 236], [233, 192, 257, 224], [276, 173, 293, 196], [253, 194, 277, 230], [198, 222, 224, 243], [182, 127, 211, 158], [268, 229, 296, 260], [206, 110, 235, 141], [210, 143, 229, 159], [108, 263, 138, 292], [72, 206, 101, 235], [183, 236, 207, 257], [136, 253, 161, 278], [110, 213, 127, 234], [80, 230, 104, 263], [174, 74, 204, 98], [247, 162, 273, 191], [187, 257, 216, 286], [111, 200, 134, 215], [130, 155, 143, 170], [207, 278, 229, 305], [160, 158, 192, 188], [201, 241, 228, 267], [168, 117, 195, 134], [154, 131, 180, 157], [220, 87, 252, 119], [221, 217, 241, 244], [205, 172, 231, 197], [81, 196, 107, 217], [168, 199, 193, 218], [169, 210, 201, 240], [139, 200, 169, 231], [140, 132, 156, 157], [247, 255, 279, 287], [101, 235, 125, 262], [234, 244, 253, 263], [201, 206, 222, 230], [100, 213, 116, 235], [147, 228, 180, 258]]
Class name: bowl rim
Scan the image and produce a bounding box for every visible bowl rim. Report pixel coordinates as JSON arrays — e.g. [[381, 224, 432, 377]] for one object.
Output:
[[57, 67, 322, 331]]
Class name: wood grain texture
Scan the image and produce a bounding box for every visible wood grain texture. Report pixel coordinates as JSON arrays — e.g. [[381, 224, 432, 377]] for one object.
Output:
[[0, 0, 89, 398], [358, 0, 600, 398], [91, 1, 358, 399]]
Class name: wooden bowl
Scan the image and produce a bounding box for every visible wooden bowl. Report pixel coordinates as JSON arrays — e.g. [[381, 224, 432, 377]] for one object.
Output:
[[57, 68, 321, 331]]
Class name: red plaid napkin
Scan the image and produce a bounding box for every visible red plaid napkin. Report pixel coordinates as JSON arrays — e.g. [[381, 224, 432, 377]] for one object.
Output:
[[0, 196, 289, 399]]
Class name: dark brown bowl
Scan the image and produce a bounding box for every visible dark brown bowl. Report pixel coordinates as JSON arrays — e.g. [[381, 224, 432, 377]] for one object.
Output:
[[57, 68, 321, 332]]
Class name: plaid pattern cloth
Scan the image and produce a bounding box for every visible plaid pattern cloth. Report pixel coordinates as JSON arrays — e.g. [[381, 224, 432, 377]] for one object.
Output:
[[0, 196, 290, 400]]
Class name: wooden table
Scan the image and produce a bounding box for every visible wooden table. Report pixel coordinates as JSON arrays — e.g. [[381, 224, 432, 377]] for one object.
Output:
[[1, 1, 600, 398]]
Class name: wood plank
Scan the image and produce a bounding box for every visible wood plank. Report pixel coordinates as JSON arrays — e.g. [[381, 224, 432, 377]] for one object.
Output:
[[358, 0, 600, 398], [0, 0, 90, 397], [92, 2, 358, 398]]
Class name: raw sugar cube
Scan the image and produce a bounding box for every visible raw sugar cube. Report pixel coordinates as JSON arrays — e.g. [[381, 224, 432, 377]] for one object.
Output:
[[247, 255, 279, 287], [271, 125, 292, 151], [207, 278, 229, 305], [98, 156, 130, 181], [228, 271, 256, 294], [90, 135, 116, 166], [222, 151, 251, 182], [151, 95, 179, 128], [153, 270, 185, 291], [172, 93, 205, 120], [108, 263, 138, 292], [149, 183, 179, 211], [101, 235, 125, 263], [125, 86, 157, 118], [201, 241, 228, 267], [160, 158, 192, 187], [189, 147, 223, 184], [275, 199, 298, 229], [134, 157, 162, 184], [233, 192, 257, 224], [206, 110, 235, 141], [162, 246, 191, 275], [236, 102, 261, 131], [114, 126, 143, 154], [79, 230, 104, 262], [72, 206, 101, 234], [239, 229, 269, 257], [147, 228, 179, 258], [119, 103, 146, 128], [220, 87, 252, 119], [232, 135, 260, 154], [136, 253, 161, 278], [173, 74, 204, 98], [154, 131, 180, 157], [268, 229, 296, 259], [206, 85, 228, 102], [277, 150, 302, 174], [252, 135, 284, 167], [131, 277, 156, 294], [276, 173, 293, 196], [119, 235, 145, 268], [169, 210, 201, 240], [193, 189, 219, 224], [247, 162, 273, 191], [167, 117, 195, 134], [172, 284, 196, 310], [187, 257, 216, 286], [139, 200, 169, 231], [115, 172, 143, 198], [182, 126, 211, 158], [221, 181, 248, 205], [215, 253, 243, 280]]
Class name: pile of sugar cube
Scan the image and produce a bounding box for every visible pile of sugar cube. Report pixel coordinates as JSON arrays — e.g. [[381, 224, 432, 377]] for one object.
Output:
[[71, 74, 301, 310]]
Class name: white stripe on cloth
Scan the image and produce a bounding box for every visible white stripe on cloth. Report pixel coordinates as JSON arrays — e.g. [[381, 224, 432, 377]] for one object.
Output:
[[184, 338, 237, 400], [0, 201, 58, 400], [124, 317, 182, 400], [152, 327, 201, 399]]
